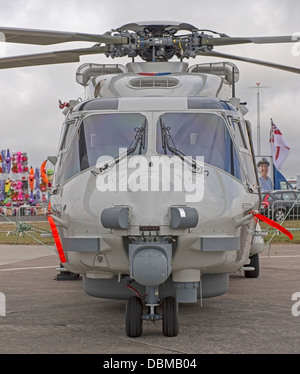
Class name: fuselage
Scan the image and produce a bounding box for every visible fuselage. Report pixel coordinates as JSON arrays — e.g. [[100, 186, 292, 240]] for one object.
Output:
[[49, 61, 261, 300]]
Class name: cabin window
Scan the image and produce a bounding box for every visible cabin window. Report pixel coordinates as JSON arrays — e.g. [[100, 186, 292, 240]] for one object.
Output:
[[156, 112, 244, 181], [60, 113, 147, 182]]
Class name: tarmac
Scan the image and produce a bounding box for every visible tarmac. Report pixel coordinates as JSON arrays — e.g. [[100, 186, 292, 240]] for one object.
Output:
[[0, 242, 300, 356]]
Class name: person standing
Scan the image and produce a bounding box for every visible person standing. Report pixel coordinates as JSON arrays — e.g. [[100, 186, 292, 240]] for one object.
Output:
[[257, 158, 273, 191]]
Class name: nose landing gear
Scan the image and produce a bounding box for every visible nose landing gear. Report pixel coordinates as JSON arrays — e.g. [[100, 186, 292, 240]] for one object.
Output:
[[162, 296, 179, 337], [125, 296, 143, 338], [125, 287, 179, 337]]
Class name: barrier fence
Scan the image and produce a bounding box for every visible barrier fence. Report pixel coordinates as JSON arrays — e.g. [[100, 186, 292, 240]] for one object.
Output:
[[260, 199, 300, 221], [1, 200, 300, 245], [0, 204, 48, 220]]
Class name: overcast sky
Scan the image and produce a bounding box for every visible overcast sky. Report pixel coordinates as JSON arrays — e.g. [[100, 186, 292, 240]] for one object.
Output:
[[0, 0, 300, 179]]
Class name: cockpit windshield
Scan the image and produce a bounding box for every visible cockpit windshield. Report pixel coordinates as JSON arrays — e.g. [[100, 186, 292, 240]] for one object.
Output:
[[59, 111, 244, 184], [157, 112, 244, 181], [60, 113, 147, 182], [78, 113, 147, 170]]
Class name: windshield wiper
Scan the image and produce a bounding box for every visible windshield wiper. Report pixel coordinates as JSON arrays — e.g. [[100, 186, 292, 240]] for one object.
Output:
[[160, 118, 197, 170], [91, 120, 146, 176], [127, 120, 146, 156]]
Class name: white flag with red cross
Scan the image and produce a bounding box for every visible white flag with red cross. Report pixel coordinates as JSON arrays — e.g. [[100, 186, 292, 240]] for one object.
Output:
[[269, 119, 290, 170]]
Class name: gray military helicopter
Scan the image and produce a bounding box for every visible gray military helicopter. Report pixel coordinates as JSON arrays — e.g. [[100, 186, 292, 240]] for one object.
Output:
[[0, 22, 297, 337]]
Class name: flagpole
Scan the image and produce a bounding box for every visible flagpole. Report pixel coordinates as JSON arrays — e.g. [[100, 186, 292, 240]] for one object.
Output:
[[270, 117, 273, 163], [247, 83, 271, 155], [257, 83, 261, 155]]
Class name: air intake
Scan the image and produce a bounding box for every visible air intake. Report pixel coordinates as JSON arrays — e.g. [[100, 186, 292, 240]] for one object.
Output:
[[129, 77, 179, 88]]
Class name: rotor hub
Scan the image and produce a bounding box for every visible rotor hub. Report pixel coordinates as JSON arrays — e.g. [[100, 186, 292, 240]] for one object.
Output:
[[107, 22, 215, 62]]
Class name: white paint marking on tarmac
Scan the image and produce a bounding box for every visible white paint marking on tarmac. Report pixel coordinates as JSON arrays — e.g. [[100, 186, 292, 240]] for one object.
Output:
[[261, 255, 300, 258], [0, 265, 57, 272]]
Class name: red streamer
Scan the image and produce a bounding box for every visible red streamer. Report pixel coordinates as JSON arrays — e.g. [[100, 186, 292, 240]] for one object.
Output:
[[251, 211, 293, 240], [47, 216, 67, 263]]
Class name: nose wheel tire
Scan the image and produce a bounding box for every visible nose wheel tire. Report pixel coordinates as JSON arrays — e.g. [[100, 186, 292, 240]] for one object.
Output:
[[162, 296, 179, 337], [125, 296, 143, 337]]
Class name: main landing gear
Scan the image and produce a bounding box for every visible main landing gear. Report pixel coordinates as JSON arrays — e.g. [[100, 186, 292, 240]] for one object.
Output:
[[243, 253, 260, 278], [125, 286, 179, 337]]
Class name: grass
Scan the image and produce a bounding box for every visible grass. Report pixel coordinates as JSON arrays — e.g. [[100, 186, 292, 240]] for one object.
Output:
[[260, 219, 300, 244], [0, 218, 299, 246], [0, 220, 54, 245]]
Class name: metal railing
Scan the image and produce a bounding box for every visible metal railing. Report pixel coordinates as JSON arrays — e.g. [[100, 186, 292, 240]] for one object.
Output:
[[260, 199, 300, 221], [0, 204, 48, 223]]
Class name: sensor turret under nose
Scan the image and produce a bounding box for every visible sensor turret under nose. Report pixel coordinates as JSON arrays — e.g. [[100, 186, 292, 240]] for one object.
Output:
[[129, 242, 172, 286]]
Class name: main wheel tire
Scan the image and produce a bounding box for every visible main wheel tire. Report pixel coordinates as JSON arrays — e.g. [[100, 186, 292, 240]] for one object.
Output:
[[244, 253, 260, 278], [162, 296, 179, 337], [125, 296, 143, 338], [274, 208, 285, 222]]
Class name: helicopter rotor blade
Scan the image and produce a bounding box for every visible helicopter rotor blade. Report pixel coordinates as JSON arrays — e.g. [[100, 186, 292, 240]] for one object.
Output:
[[0, 46, 108, 69], [200, 50, 300, 74], [206, 35, 295, 46], [0, 26, 128, 45]]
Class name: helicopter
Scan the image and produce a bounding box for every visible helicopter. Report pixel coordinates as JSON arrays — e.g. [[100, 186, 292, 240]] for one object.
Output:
[[0, 21, 298, 337]]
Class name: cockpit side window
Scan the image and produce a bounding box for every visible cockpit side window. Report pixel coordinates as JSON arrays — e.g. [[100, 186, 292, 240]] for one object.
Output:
[[230, 119, 248, 150], [156, 112, 244, 181], [229, 118, 257, 185], [55, 119, 78, 184], [58, 119, 77, 152]]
